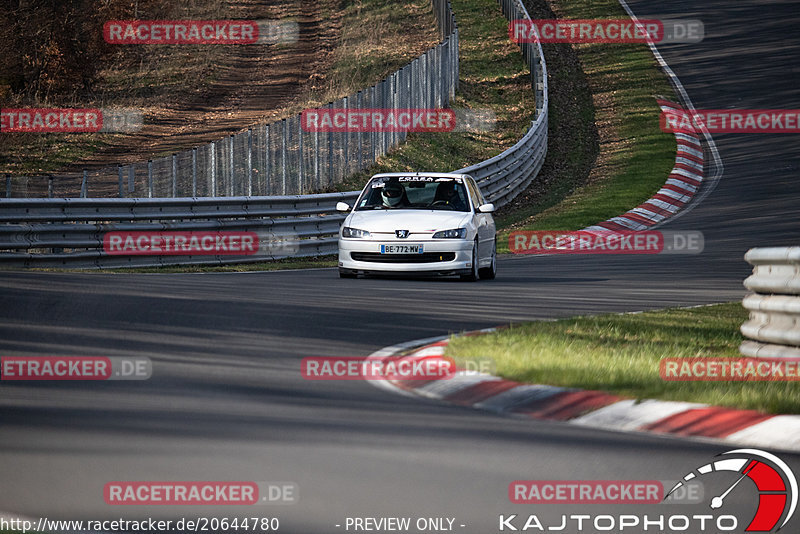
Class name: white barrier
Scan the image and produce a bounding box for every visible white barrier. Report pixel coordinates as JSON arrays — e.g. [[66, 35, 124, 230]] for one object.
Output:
[[740, 247, 800, 358]]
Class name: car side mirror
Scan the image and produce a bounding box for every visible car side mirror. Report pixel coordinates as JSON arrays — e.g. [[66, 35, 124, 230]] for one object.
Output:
[[477, 203, 495, 213], [336, 202, 351, 212]]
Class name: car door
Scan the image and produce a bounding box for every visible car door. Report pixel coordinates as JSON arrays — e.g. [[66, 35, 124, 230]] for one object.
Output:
[[465, 176, 494, 263]]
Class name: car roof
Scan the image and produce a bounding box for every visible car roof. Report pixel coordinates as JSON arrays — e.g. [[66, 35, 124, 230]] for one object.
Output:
[[369, 172, 473, 180]]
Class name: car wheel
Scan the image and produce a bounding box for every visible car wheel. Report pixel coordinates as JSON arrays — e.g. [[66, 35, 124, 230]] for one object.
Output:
[[339, 269, 357, 279], [460, 241, 479, 281], [479, 239, 496, 280]]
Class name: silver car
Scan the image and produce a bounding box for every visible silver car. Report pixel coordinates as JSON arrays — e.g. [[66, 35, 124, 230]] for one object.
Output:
[[337, 172, 496, 280]]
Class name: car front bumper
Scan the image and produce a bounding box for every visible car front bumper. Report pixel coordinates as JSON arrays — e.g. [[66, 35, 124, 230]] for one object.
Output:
[[338, 238, 474, 275]]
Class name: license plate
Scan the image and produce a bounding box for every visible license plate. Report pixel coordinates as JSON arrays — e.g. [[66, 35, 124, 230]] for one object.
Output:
[[380, 244, 423, 254]]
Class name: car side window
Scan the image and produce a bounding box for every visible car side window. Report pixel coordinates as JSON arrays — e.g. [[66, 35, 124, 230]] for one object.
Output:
[[465, 178, 483, 210]]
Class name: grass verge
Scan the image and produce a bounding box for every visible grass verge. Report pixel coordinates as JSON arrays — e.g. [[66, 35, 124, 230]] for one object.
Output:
[[332, 0, 537, 192], [306, 0, 440, 105], [445, 303, 800, 415], [494, 0, 679, 252]]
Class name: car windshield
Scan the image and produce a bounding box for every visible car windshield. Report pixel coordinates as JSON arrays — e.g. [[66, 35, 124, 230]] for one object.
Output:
[[355, 177, 471, 212]]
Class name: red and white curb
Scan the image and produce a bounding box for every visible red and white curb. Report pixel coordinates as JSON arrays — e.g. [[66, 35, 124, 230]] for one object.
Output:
[[368, 333, 800, 453], [584, 100, 704, 232]]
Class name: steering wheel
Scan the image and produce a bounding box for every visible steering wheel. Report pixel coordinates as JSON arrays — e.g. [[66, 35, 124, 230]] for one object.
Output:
[[430, 200, 451, 207]]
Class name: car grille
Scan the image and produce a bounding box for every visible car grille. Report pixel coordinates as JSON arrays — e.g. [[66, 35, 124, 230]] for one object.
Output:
[[351, 252, 456, 263]]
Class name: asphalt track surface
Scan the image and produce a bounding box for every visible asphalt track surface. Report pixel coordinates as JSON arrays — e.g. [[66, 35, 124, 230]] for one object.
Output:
[[2, 1, 800, 532]]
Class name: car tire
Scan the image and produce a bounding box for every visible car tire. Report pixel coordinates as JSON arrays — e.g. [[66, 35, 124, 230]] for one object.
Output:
[[339, 269, 358, 279], [460, 241, 479, 281], [479, 239, 496, 280]]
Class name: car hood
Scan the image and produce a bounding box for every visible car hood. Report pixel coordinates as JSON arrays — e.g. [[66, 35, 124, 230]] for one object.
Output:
[[346, 210, 472, 233]]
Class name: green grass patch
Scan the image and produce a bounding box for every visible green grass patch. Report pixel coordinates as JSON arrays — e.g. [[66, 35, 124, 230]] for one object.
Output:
[[0, 135, 111, 175], [332, 0, 537, 192], [445, 303, 800, 414], [494, 0, 679, 252], [312, 0, 440, 101]]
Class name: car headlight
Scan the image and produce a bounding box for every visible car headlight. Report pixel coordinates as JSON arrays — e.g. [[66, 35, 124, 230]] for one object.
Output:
[[342, 227, 371, 238], [432, 228, 467, 239]]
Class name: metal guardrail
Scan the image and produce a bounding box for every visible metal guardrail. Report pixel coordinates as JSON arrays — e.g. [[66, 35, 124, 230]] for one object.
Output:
[[0, 193, 359, 268], [740, 247, 800, 359], [0, 0, 548, 269]]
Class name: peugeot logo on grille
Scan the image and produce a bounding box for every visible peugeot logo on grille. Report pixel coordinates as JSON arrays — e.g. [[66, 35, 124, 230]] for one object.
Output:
[[395, 230, 410, 239]]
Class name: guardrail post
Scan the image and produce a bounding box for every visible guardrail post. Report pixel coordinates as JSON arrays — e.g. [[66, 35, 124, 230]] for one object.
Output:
[[439, 38, 446, 107], [264, 126, 271, 196], [128, 165, 135, 194], [327, 103, 333, 187], [210, 141, 216, 196], [399, 70, 405, 145], [229, 135, 235, 197], [421, 52, 428, 112], [147, 160, 153, 198], [118, 166, 124, 198], [357, 91, 363, 171], [5, 174, 10, 198], [369, 86, 376, 163], [385, 78, 390, 155], [47, 175, 54, 198], [343, 96, 349, 178], [247, 129, 253, 197], [281, 119, 288, 195], [454, 27, 460, 94], [378, 80, 385, 157], [192, 147, 198, 197], [429, 50, 435, 109], [412, 58, 418, 119], [389, 75, 396, 149], [313, 123, 319, 192], [81, 170, 88, 198], [297, 121, 304, 195], [172, 154, 177, 198]]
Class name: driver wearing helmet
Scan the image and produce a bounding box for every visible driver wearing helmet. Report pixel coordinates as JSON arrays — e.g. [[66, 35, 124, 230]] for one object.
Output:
[[380, 181, 408, 208], [432, 180, 467, 210]]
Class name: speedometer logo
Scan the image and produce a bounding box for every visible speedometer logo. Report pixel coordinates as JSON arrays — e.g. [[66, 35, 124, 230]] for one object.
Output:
[[666, 449, 797, 532]]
